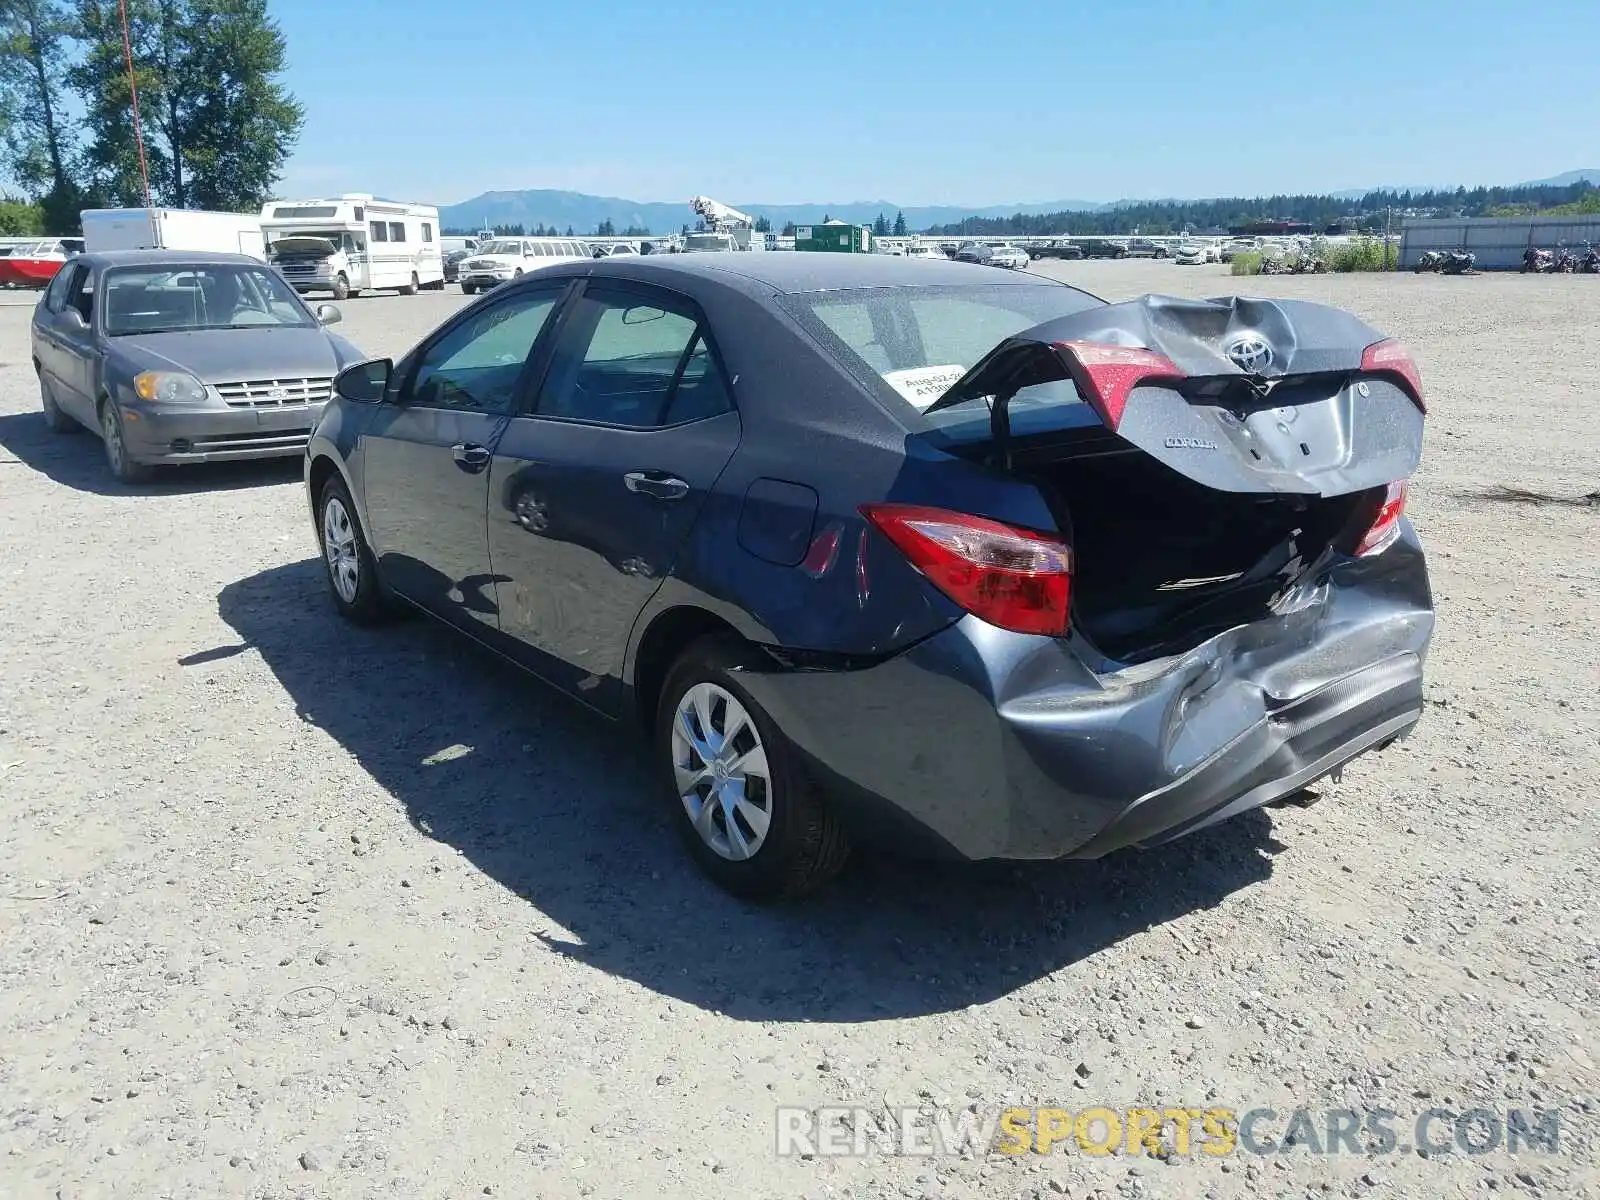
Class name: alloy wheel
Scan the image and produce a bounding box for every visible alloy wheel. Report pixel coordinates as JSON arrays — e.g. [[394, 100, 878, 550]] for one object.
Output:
[[322, 495, 361, 603], [671, 682, 773, 861]]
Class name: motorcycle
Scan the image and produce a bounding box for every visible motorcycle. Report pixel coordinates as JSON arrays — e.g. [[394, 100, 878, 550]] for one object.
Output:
[[1414, 250, 1445, 273], [1580, 244, 1600, 274], [1522, 247, 1554, 273], [1260, 254, 1291, 276], [1440, 250, 1476, 276], [1552, 247, 1576, 274]]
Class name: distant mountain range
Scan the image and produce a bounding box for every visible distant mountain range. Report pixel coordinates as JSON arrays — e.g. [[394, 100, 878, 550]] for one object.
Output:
[[438, 170, 1600, 234]]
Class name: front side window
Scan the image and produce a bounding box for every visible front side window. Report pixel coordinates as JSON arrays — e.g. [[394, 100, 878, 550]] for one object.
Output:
[[407, 291, 561, 414], [102, 265, 312, 335], [388, 222, 405, 242], [537, 289, 731, 427], [44, 261, 79, 311]]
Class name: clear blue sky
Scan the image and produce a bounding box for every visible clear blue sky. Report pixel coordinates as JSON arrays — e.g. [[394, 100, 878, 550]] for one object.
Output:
[[273, 0, 1598, 207]]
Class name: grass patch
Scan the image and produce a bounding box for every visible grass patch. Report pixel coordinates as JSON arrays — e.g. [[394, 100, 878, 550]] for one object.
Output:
[[1326, 238, 1394, 272], [1230, 252, 1263, 276]]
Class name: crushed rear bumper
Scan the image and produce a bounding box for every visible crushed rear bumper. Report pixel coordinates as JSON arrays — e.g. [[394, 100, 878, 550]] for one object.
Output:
[[736, 525, 1432, 861]]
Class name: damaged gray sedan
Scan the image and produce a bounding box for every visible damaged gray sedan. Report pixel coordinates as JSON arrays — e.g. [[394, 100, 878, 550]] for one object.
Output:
[[305, 255, 1433, 900]]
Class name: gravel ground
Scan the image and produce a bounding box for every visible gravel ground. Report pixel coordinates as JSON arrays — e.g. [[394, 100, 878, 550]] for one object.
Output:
[[1, 261, 1596, 1200]]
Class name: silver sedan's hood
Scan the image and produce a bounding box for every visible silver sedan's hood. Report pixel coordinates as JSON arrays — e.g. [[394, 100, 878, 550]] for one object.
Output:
[[111, 327, 351, 382]]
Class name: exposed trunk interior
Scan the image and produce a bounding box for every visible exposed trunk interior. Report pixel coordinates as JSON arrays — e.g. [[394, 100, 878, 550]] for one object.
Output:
[[1013, 431, 1381, 664]]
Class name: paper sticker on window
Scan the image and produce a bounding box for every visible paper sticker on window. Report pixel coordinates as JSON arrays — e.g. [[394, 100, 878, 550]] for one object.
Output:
[[883, 365, 968, 409]]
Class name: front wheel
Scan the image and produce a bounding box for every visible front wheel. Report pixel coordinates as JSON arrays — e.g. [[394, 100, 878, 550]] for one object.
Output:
[[317, 477, 388, 623], [99, 400, 152, 483], [331, 273, 350, 301], [656, 636, 850, 900], [461, 282, 477, 295]]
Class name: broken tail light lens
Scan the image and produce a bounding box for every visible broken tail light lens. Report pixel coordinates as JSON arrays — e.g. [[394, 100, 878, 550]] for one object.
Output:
[[1360, 339, 1426, 411], [1051, 340, 1185, 429], [1355, 480, 1409, 556], [859, 503, 1072, 636]]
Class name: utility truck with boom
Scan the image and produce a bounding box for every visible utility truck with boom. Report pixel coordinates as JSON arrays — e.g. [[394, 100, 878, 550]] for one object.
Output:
[[682, 196, 764, 252]]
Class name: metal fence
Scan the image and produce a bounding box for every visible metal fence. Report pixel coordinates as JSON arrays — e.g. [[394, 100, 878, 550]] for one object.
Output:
[[1400, 215, 1600, 270]]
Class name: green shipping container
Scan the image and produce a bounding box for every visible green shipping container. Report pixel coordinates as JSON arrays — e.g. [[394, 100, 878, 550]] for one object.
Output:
[[794, 222, 871, 253]]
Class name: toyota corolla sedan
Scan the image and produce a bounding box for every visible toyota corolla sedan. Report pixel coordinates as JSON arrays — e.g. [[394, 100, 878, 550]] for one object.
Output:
[[305, 255, 1433, 900], [31, 250, 365, 482]]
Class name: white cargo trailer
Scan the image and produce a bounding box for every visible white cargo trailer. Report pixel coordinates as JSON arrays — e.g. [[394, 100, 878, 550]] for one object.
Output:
[[80, 208, 265, 258]]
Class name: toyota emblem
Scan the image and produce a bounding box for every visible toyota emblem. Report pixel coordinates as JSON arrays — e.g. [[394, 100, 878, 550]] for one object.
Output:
[[1225, 334, 1275, 374]]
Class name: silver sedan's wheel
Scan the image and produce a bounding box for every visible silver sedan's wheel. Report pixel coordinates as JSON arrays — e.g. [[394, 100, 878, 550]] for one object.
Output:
[[671, 682, 773, 861], [322, 494, 361, 604]]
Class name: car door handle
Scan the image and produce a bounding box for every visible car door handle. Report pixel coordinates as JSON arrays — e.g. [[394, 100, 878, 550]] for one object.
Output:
[[623, 471, 690, 501], [452, 442, 491, 473]]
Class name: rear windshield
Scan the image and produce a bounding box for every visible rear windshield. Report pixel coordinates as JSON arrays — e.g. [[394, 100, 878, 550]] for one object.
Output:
[[777, 282, 1104, 430]]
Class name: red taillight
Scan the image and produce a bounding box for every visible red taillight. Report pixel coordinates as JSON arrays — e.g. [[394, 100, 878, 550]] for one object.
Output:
[[1360, 339, 1426, 411], [1051, 340, 1185, 429], [1356, 480, 1408, 556], [859, 503, 1073, 636]]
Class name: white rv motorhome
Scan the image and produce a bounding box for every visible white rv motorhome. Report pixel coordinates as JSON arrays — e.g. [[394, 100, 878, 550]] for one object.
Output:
[[260, 193, 443, 299]]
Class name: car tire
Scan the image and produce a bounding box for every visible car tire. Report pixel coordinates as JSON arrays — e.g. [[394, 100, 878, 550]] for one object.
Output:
[[38, 368, 77, 433], [317, 476, 389, 624], [401, 272, 418, 296], [461, 282, 477, 295], [331, 273, 350, 301], [513, 268, 524, 279], [98, 399, 152, 484], [656, 635, 850, 901]]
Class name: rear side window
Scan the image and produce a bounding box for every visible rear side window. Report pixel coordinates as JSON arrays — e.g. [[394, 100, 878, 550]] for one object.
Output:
[[779, 283, 1104, 418], [370, 223, 388, 243], [421, 223, 433, 242], [537, 289, 732, 427], [388, 222, 405, 242]]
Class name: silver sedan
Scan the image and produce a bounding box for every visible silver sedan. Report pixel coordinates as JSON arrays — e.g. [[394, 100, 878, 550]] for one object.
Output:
[[30, 249, 366, 482]]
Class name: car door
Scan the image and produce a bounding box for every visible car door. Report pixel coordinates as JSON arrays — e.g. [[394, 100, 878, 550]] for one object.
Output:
[[35, 262, 95, 422], [360, 283, 569, 634], [486, 281, 742, 709]]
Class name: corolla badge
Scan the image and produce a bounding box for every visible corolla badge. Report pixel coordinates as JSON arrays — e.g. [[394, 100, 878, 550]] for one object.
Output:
[[1164, 436, 1218, 449], [1225, 334, 1275, 374]]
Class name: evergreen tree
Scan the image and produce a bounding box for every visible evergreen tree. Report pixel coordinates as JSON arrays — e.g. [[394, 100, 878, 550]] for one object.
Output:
[[753, 214, 770, 233], [872, 211, 888, 236], [893, 210, 906, 237], [0, 0, 83, 230]]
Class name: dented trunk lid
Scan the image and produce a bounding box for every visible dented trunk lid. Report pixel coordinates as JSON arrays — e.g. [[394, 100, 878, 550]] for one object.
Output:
[[924, 294, 1424, 498]]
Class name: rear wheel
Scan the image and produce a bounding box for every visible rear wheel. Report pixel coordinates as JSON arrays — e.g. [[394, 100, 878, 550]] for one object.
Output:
[[400, 272, 418, 296], [656, 636, 850, 901], [98, 399, 152, 483], [38, 367, 76, 433], [317, 476, 388, 623]]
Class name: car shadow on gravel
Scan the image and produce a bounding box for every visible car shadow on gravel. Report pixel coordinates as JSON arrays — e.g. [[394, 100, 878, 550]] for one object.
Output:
[[0, 411, 301, 495], [218, 559, 1281, 1024]]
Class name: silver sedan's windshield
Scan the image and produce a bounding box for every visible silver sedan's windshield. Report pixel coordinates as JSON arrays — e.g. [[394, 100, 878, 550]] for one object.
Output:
[[103, 265, 313, 335]]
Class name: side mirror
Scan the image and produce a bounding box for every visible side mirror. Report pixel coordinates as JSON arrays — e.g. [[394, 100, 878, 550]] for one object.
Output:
[[316, 303, 342, 326], [334, 358, 392, 404], [62, 307, 88, 331]]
